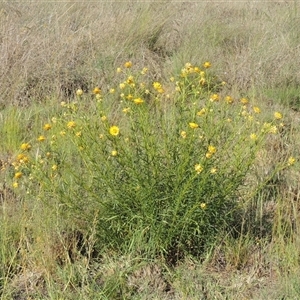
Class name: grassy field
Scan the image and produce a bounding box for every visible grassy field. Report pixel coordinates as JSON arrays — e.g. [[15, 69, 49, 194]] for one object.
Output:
[[1, 1, 300, 299]]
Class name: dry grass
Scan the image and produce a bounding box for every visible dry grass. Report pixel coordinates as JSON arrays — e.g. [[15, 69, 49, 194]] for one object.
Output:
[[1, 1, 300, 106], [1, 1, 300, 299]]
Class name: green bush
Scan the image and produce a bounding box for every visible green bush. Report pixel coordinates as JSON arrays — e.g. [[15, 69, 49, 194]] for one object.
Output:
[[9, 61, 294, 263]]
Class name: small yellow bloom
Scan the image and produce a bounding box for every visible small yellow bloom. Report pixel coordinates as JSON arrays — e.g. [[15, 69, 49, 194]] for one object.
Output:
[[122, 107, 130, 113], [93, 87, 101, 94], [119, 83, 126, 89], [61, 101, 67, 107], [109, 126, 120, 136], [250, 133, 258, 141], [240, 97, 249, 105], [195, 164, 203, 174], [124, 61, 132, 68], [60, 131, 66, 136], [189, 122, 199, 129], [210, 167, 217, 174], [225, 96, 233, 104], [67, 121, 76, 129], [126, 94, 133, 100], [16, 154, 29, 163], [99, 134, 104, 139], [200, 203, 206, 209], [170, 76, 175, 82], [208, 145, 216, 154], [76, 89, 83, 96], [111, 150, 118, 157], [101, 116, 107, 122], [210, 94, 219, 102], [288, 156, 296, 166], [180, 131, 187, 139], [141, 67, 148, 75], [203, 61, 211, 68], [197, 108, 207, 116], [262, 123, 277, 134], [14, 172, 22, 179], [274, 112, 283, 120], [109, 88, 115, 94], [37, 135, 46, 142], [133, 98, 144, 104], [126, 75, 134, 84], [153, 82, 164, 93], [52, 164, 58, 171], [20, 143, 31, 151], [43, 123, 52, 131], [117, 67, 122, 73], [75, 131, 82, 137], [12, 182, 18, 188], [253, 106, 261, 114]]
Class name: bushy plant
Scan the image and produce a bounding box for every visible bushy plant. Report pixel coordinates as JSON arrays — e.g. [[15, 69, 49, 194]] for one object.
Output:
[[8, 61, 295, 263]]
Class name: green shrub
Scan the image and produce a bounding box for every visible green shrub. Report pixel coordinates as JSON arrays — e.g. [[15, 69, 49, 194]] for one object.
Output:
[[8, 61, 295, 263]]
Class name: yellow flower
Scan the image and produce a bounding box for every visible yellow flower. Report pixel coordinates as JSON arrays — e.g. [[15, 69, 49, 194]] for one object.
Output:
[[208, 145, 216, 154], [288, 156, 296, 166], [43, 123, 52, 130], [60, 131, 66, 136], [52, 164, 58, 171], [111, 150, 118, 157], [210, 94, 219, 102], [12, 182, 18, 188], [225, 96, 233, 104], [126, 94, 133, 100], [153, 82, 164, 93], [37, 135, 46, 142], [133, 98, 144, 104], [119, 83, 126, 89], [126, 75, 134, 85], [262, 123, 277, 134], [14, 172, 22, 179], [109, 88, 115, 94], [117, 67, 122, 73], [93, 87, 101, 94], [76, 89, 83, 96], [274, 112, 283, 120], [203, 61, 211, 68], [122, 107, 130, 113], [109, 126, 120, 136], [124, 61, 132, 68], [141, 67, 148, 75], [253, 106, 261, 114], [75, 131, 82, 137], [61, 101, 67, 107], [197, 108, 207, 116], [189, 122, 199, 129], [250, 133, 258, 141], [180, 131, 187, 139], [67, 121, 76, 129], [195, 164, 203, 174], [210, 167, 217, 174], [240, 97, 249, 105], [101, 116, 107, 122], [200, 203, 206, 209], [16, 154, 29, 163], [20, 143, 31, 151]]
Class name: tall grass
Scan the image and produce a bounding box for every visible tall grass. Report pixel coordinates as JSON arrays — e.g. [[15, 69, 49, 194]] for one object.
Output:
[[1, 1, 300, 299]]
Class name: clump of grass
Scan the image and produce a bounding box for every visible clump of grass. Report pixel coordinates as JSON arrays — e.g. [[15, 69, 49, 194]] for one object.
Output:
[[6, 61, 296, 266]]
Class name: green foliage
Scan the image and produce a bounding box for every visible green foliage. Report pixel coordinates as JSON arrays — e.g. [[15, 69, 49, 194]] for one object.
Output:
[[6, 62, 294, 264]]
